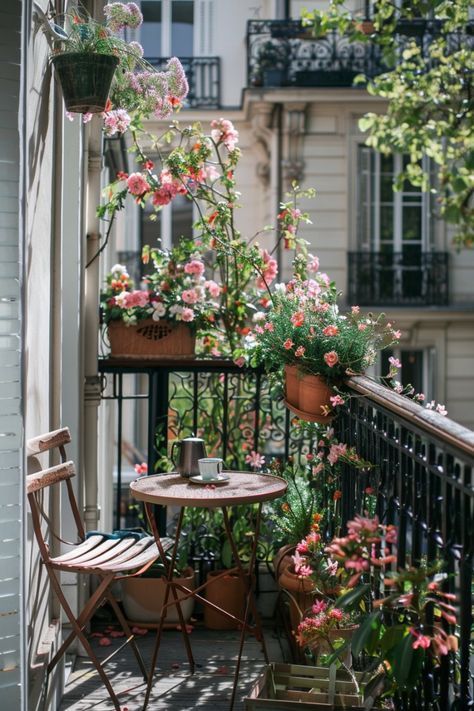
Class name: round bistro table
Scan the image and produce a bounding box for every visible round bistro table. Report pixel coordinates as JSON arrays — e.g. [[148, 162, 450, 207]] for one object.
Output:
[[130, 471, 287, 711]]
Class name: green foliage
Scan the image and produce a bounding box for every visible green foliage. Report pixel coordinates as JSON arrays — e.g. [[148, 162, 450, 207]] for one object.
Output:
[[302, 0, 474, 247]]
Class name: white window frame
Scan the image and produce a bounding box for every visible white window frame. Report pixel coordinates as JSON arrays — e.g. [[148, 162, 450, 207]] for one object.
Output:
[[138, 0, 199, 57]]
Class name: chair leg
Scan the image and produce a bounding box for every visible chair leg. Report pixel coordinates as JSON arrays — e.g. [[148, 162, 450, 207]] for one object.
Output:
[[47, 570, 123, 711], [106, 591, 149, 682]]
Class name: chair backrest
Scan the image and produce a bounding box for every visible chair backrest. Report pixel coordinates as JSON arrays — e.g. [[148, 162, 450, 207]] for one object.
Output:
[[26, 428, 85, 558]]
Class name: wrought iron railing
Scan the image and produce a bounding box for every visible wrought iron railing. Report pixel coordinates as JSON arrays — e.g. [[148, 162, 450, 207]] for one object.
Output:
[[98, 358, 473, 705], [348, 251, 449, 306], [246, 19, 474, 88], [145, 56, 220, 108], [337, 376, 474, 710]]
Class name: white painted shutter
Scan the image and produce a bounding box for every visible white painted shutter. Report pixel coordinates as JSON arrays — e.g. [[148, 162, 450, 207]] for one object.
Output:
[[0, 0, 24, 707]]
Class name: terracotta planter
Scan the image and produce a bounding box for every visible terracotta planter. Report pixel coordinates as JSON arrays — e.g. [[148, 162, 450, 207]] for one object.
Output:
[[284, 365, 299, 408], [108, 318, 196, 359], [278, 564, 318, 629], [204, 570, 246, 630], [298, 373, 334, 423], [273, 544, 296, 580], [121, 567, 195, 624]]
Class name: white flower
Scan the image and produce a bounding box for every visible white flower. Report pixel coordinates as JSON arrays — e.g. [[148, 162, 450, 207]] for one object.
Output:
[[111, 263, 127, 275], [169, 304, 183, 316], [274, 282, 286, 293], [152, 302, 166, 320], [252, 311, 266, 322]]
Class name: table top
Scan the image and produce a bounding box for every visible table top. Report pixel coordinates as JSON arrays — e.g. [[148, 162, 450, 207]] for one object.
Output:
[[129, 471, 287, 508]]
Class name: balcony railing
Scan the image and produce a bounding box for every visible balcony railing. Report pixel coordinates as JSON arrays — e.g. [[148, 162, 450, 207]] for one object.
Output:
[[146, 56, 220, 109], [246, 19, 473, 89], [348, 251, 449, 306], [98, 358, 473, 707]]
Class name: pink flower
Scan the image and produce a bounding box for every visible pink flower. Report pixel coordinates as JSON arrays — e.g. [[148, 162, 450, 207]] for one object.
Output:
[[358, 323, 367, 331], [312, 463, 324, 475], [134, 462, 148, 475], [283, 339, 294, 350], [181, 289, 199, 304], [234, 356, 245, 368], [245, 450, 265, 470], [328, 608, 343, 621], [308, 254, 320, 273], [388, 356, 401, 369], [323, 325, 339, 337], [324, 351, 339, 368], [121, 290, 149, 308], [210, 118, 239, 151], [351, 305, 360, 314], [181, 308, 195, 322], [184, 259, 205, 277], [204, 280, 221, 298], [436, 404, 448, 416], [127, 172, 150, 196], [295, 346, 305, 358], [312, 600, 327, 614], [291, 311, 305, 327], [328, 442, 347, 465], [330, 395, 345, 407], [103, 109, 131, 136], [264, 322, 274, 332], [411, 630, 431, 650], [297, 565, 312, 578], [256, 249, 278, 290], [393, 329, 402, 339]]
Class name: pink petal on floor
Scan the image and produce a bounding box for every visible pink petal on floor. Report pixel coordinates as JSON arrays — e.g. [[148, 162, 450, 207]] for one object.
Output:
[[99, 637, 112, 646], [89, 632, 104, 638], [109, 630, 125, 638], [216, 665, 230, 675], [131, 626, 148, 635], [171, 662, 180, 669]]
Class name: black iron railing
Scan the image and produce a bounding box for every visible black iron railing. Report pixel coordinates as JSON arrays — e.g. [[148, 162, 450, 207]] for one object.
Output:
[[246, 19, 474, 89], [337, 376, 474, 710], [348, 251, 449, 306], [145, 56, 220, 108]]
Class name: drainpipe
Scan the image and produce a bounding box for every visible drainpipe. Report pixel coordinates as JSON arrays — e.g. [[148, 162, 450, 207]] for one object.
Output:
[[275, 103, 283, 272], [82, 0, 106, 532]]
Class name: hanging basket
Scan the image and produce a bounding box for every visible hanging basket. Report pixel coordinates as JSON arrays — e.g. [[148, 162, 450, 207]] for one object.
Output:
[[107, 319, 196, 359], [51, 52, 119, 113]]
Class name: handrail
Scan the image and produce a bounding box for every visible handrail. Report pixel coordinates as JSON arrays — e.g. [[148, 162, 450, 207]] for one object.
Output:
[[347, 375, 474, 459]]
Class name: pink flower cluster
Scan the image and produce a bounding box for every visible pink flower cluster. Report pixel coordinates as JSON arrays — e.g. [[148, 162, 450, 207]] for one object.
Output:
[[256, 249, 278, 290], [104, 2, 143, 32], [115, 289, 149, 309], [296, 600, 350, 649], [152, 170, 187, 206], [104, 109, 131, 137], [210, 118, 239, 151]]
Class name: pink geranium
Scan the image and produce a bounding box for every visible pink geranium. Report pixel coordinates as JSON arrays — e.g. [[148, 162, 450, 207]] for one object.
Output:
[[181, 308, 195, 322], [210, 118, 239, 151], [127, 172, 150, 196], [256, 249, 278, 290], [283, 339, 294, 350], [323, 325, 339, 337], [324, 351, 339, 368], [181, 289, 199, 304], [291, 311, 305, 327], [245, 450, 265, 470], [204, 280, 221, 298], [184, 259, 205, 277]]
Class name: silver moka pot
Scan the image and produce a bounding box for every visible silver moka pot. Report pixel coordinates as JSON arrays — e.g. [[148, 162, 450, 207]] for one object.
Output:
[[171, 436, 207, 478]]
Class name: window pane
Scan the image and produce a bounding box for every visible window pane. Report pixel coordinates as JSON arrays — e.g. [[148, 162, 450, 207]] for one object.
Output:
[[172, 1, 194, 56], [402, 206, 422, 241], [141, 204, 162, 277], [141, 1, 162, 58], [171, 194, 193, 246], [380, 206, 393, 242], [401, 350, 424, 394]]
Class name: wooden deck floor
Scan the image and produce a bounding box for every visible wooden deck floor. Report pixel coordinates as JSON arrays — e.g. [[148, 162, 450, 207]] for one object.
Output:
[[60, 625, 288, 710]]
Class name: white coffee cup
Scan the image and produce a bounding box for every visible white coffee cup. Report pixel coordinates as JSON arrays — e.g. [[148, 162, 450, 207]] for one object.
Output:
[[198, 457, 224, 480]]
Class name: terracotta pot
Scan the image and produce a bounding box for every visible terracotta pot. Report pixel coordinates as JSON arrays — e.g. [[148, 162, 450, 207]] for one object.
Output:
[[204, 570, 246, 630], [284, 365, 299, 408], [108, 318, 195, 359], [354, 20, 375, 35], [298, 373, 334, 422], [278, 564, 318, 629], [273, 544, 296, 580], [121, 567, 195, 624]]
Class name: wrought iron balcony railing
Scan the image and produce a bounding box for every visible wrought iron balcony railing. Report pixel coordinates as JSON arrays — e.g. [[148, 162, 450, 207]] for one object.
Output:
[[98, 357, 474, 708], [246, 19, 473, 89], [146, 56, 220, 109], [348, 251, 449, 306]]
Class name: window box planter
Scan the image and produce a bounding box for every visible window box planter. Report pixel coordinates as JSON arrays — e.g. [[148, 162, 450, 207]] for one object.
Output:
[[107, 319, 196, 359]]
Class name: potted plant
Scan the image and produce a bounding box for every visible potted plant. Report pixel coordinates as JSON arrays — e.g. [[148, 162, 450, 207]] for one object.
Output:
[[49, 3, 188, 116], [255, 40, 291, 87], [100, 239, 219, 358], [246, 253, 399, 422], [121, 548, 195, 626]]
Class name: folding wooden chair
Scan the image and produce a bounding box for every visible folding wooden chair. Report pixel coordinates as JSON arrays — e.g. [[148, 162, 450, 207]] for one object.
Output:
[[26, 427, 171, 710]]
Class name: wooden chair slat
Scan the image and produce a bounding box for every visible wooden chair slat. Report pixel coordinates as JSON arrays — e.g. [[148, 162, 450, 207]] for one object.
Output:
[[51, 538, 125, 566], [99, 540, 160, 572], [96, 536, 157, 568], [51, 535, 105, 563], [26, 427, 71, 456], [26, 461, 75, 494]]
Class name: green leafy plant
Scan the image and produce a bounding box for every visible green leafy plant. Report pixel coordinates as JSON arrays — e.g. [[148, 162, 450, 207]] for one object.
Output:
[[302, 0, 474, 247]]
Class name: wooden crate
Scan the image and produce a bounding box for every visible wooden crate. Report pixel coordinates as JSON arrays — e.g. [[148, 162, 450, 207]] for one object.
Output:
[[245, 663, 365, 710]]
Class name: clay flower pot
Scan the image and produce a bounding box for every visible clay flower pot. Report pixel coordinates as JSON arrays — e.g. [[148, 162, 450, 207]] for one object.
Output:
[[273, 544, 296, 580], [121, 566, 195, 624], [298, 373, 334, 423], [284, 364, 299, 407], [278, 564, 318, 629], [204, 570, 247, 630]]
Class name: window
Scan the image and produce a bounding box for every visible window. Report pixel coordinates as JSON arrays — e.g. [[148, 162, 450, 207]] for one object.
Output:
[[356, 146, 433, 301], [140, 194, 194, 270], [140, 0, 194, 58]]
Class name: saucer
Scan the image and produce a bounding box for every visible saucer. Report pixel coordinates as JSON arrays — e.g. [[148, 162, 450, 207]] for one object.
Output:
[[189, 473, 230, 485]]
